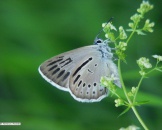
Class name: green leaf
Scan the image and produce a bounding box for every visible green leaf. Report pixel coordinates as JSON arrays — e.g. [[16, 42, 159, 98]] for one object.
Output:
[[136, 30, 146, 35], [135, 100, 150, 106], [126, 29, 134, 32], [118, 107, 130, 117]]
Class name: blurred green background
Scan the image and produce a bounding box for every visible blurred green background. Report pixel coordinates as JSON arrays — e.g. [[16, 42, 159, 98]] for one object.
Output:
[[0, 0, 162, 130]]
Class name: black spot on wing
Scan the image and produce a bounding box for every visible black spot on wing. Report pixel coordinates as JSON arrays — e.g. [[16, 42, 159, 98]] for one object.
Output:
[[78, 80, 82, 86], [88, 69, 93, 73], [73, 75, 81, 84], [47, 58, 63, 66], [57, 70, 65, 78], [48, 65, 58, 71], [72, 57, 92, 77], [59, 58, 72, 68], [52, 68, 60, 75], [62, 72, 70, 81]]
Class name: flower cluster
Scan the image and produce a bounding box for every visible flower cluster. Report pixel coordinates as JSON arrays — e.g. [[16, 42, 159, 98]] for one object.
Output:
[[137, 57, 152, 76], [102, 22, 117, 31], [119, 26, 127, 39], [116, 26, 127, 60], [128, 87, 137, 97], [143, 19, 155, 33], [118, 42, 127, 51], [137, 1, 154, 16], [102, 22, 117, 41], [115, 98, 124, 107], [100, 74, 121, 99], [128, 1, 154, 35], [100, 74, 119, 89], [152, 55, 162, 62], [137, 57, 152, 69], [129, 14, 142, 28]]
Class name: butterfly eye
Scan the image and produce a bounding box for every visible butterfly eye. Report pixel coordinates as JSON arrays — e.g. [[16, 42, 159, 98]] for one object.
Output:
[[94, 38, 103, 45], [96, 39, 102, 43]]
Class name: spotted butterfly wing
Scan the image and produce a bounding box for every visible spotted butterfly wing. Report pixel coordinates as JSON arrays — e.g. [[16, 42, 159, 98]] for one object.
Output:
[[39, 41, 121, 102]]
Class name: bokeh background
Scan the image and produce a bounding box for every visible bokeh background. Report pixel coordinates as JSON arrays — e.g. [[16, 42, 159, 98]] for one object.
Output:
[[0, 0, 162, 130]]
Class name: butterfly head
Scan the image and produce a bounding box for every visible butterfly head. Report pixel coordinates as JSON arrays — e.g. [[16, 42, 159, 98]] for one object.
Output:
[[94, 38, 104, 45], [93, 37, 113, 59]]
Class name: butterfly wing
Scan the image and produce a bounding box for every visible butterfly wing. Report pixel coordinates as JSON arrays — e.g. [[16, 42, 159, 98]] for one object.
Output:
[[39, 45, 121, 102], [68, 50, 121, 102], [38, 46, 98, 92]]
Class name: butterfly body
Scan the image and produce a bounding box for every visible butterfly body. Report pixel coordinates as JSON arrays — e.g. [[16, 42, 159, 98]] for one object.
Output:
[[39, 40, 121, 102]]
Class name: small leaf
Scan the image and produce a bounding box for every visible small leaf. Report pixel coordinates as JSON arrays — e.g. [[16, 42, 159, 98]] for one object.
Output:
[[126, 29, 134, 32], [135, 100, 150, 106], [136, 30, 146, 35], [118, 107, 130, 117]]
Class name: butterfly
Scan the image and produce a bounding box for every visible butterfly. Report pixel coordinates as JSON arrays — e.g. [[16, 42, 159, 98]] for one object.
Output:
[[38, 21, 121, 103]]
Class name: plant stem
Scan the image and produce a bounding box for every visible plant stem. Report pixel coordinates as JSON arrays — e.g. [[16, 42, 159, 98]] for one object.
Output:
[[118, 60, 131, 103], [118, 60, 149, 130], [126, 30, 135, 44], [126, 20, 139, 44], [131, 106, 149, 130], [133, 76, 144, 103]]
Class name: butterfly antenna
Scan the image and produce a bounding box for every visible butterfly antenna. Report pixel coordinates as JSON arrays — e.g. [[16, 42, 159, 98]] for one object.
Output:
[[96, 17, 114, 39]]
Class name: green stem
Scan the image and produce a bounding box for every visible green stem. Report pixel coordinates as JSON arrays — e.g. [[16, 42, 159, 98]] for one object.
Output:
[[134, 61, 162, 102], [159, 66, 162, 69], [126, 30, 135, 44], [126, 20, 139, 44], [146, 68, 156, 75], [146, 60, 159, 75], [131, 106, 149, 130], [118, 60, 130, 102], [133, 76, 144, 103], [118, 60, 149, 130]]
